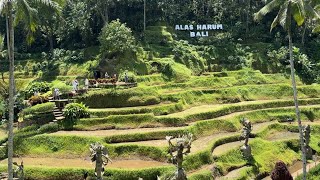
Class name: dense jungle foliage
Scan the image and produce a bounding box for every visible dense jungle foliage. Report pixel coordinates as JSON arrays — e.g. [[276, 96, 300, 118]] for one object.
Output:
[[0, 0, 319, 83]]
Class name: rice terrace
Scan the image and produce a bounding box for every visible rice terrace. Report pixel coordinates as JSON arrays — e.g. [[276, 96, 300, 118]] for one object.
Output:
[[1, 0, 320, 180]]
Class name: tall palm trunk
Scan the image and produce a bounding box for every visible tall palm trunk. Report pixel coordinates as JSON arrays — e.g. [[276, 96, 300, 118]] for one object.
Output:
[[288, 24, 307, 180], [6, 1, 15, 179], [301, 22, 307, 47], [246, 0, 250, 35], [143, 0, 146, 31]]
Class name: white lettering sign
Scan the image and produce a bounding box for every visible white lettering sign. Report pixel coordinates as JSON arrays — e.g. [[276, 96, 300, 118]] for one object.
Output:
[[175, 24, 223, 38]]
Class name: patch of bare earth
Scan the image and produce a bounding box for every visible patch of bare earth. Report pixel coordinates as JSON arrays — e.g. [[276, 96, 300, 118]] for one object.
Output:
[[114, 132, 236, 153], [212, 139, 254, 157], [265, 131, 299, 141], [0, 158, 172, 169], [216, 166, 249, 180]]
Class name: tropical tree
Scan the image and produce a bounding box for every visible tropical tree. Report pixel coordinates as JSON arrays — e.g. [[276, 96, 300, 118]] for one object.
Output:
[[90, 0, 115, 25], [0, 34, 5, 81], [37, 0, 65, 53], [255, 1, 320, 179], [144, 0, 146, 31], [0, 1, 60, 179]]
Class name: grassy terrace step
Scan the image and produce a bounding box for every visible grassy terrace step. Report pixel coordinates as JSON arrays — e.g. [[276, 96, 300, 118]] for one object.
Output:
[[76, 98, 320, 130], [113, 121, 275, 150], [15, 106, 320, 163], [0, 164, 175, 180], [161, 83, 320, 96], [143, 70, 301, 90], [211, 124, 320, 177], [11, 126, 320, 179], [157, 73, 298, 91], [59, 105, 320, 141], [88, 101, 184, 117]]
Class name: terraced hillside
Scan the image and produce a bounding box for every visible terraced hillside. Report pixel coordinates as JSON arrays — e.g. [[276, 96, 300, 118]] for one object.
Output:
[[1, 69, 320, 180]]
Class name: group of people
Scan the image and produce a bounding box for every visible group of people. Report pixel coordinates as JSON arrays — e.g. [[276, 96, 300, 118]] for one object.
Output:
[[105, 71, 129, 83], [52, 71, 129, 100], [73, 78, 90, 91]]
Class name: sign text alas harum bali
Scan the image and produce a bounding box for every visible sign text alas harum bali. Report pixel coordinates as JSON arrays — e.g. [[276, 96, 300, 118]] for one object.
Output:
[[175, 24, 223, 38]]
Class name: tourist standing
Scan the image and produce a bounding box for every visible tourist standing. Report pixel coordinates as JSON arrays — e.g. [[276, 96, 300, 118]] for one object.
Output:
[[124, 72, 128, 83], [53, 88, 60, 100], [72, 79, 78, 91], [85, 78, 89, 90], [105, 72, 109, 79]]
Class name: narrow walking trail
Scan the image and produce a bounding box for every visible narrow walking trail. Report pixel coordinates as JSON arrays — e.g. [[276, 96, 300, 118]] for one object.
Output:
[[0, 157, 172, 169]]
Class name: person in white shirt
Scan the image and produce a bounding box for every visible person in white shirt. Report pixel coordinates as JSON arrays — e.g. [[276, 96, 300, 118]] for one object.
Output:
[[72, 79, 78, 91], [85, 78, 89, 89]]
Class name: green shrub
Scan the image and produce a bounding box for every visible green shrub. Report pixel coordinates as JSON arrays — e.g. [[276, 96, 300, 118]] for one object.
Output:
[[78, 114, 154, 127], [23, 102, 55, 115], [38, 123, 60, 134], [89, 102, 184, 117], [50, 80, 72, 93], [119, 71, 137, 83], [172, 40, 205, 75], [183, 151, 212, 171], [144, 26, 173, 45], [22, 102, 55, 124], [189, 170, 214, 180], [0, 145, 7, 160], [99, 19, 136, 56], [62, 103, 89, 130], [25, 82, 50, 98], [0, 165, 175, 180], [23, 113, 55, 125], [162, 62, 192, 83], [28, 95, 49, 106], [77, 88, 160, 108]]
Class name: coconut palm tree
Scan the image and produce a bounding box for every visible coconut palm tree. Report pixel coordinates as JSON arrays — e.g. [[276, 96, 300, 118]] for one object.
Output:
[[144, 0, 146, 31], [0, 1, 60, 179], [0, 34, 5, 81], [254, 1, 320, 179]]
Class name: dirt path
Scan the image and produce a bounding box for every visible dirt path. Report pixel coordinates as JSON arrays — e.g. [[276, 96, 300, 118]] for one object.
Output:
[[114, 132, 237, 153], [0, 157, 172, 169], [112, 121, 275, 152], [190, 132, 236, 154], [51, 126, 186, 137], [291, 161, 320, 178], [265, 131, 299, 141], [187, 164, 213, 176], [114, 139, 168, 147], [216, 166, 249, 180], [252, 121, 276, 134], [164, 104, 222, 118], [212, 139, 254, 156]]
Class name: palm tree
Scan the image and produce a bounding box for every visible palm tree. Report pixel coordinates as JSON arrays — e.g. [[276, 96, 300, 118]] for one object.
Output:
[[0, 34, 5, 81], [0, 1, 60, 179], [255, 1, 320, 179], [144, 0, 146, 31]]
